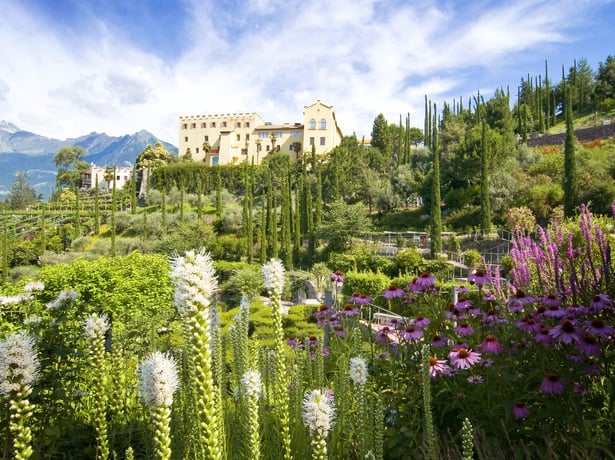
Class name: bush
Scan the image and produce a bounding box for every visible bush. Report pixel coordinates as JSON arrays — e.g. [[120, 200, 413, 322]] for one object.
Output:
[[463, 249, 483, 269], [71, 236, 91, 252], [395, 248, 423, 274], [341, 271, 390, 298]]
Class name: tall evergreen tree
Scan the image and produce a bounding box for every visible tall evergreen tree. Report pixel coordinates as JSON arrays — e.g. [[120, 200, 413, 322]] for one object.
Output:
[[313, 144, 323, 227], [479, 121, 492, 233], [429, 103, 442, 258], [111, 168, 117, 256], [215, 167, 223, 219], [260, 192, 267, 263], [563, 83, 578, 218]]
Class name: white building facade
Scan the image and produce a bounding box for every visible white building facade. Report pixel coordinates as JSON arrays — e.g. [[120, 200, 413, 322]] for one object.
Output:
[[178, 100, 343, 165]]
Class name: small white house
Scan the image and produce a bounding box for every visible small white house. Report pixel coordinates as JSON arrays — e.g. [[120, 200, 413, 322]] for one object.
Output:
[[81, 164, 133, 191]]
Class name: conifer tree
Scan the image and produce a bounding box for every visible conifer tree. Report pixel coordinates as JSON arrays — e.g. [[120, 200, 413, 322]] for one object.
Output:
[[111, 168, 117, 256], [260, 192, 267, 263], [479, 120, 492, 233], [215, 167, 222, 219], [563, 83, 578, 218], [313, 144, 323, 228], [429, 103, 442, 258], [74, 186, 81, 238]]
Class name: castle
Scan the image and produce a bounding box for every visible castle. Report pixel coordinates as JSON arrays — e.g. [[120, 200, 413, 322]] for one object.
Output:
[[178, 100, 343, 165]]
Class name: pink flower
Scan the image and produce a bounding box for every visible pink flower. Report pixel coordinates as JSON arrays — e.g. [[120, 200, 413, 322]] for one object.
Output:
[[383, 285, 404, 299], [535, 326, 555, 345], [341, 303, 359, 317], [428, 356, 451, 378], [576, 334, 601, 356], [349, 293, 372, 305], [449, 348, 481, 369], [430, 334, 449, 348], [549, 319, 581, 344], [584, 318, 614, 338], [455, 321, 474, 336], [512, 400, 530, 419], [330, 271, 344, 283], [540, 373, 565, 394], [400, 325, 423, 341], [468, 269, 490, 288], [412, 316, 430, 328], [409, 272, 436, 292], [481, 335, 504, 354]]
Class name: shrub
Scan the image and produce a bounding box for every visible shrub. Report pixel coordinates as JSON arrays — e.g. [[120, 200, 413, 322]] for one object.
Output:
[[341, 271, 390, 298], [463, 249, 482, 269], [395, 248, 423, 274]]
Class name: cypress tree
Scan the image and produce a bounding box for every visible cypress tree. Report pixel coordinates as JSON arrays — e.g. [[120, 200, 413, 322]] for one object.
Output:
[[314, 145, 323, 228], [94, 176, 100, 235], [130, 166, 137, 215], [260, 192, 267, 263], [2, 223, 7, 283], [545, 60, 551, 131], [215, 167, 222, 219], [479, 120, 492, 233], [405, 113, 411, 164], [280, 171, 292, 268], [242, 165, 252, 262], [74, 186, 81, 238], [271, 193, 278, 259], [429, 103, 442, 259], [563, 83, 578, 218], [111, 167, 117, 256], [39, 212, 46, 260], [293, 186, 301, 256], [160, 189, 167, 234]]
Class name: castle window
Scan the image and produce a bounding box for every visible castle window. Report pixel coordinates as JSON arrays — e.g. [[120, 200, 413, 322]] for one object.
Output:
[[184, 136, 188, 142], [204, 135, 209, 141], [182, 123, 188, 129], [201, 122, 206, 128], [237, 122, 241, 128], [320, 119, 326, 129], [320, 137, 325, 146], [211, 122, 216, 128], [309, 119, 316, 129], [237, 134, 241, 141], [246, 121, 250, 128], [245, 134, 250, 140], [222, 121, 227, 128], [191, 123, 196, 129], [309, 137, 315, 145]]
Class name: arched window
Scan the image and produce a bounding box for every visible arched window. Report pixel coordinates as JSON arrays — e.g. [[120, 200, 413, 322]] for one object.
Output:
[[320, 119, 327, 129], [309, 118, 316, 129]]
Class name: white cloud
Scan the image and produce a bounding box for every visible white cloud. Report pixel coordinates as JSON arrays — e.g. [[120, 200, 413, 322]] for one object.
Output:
[[1, 0, 612, 145]]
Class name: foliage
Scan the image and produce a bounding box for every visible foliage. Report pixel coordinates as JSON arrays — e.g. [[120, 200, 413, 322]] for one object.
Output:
[[317, 200, 372, 253], [9, 171, 38, 210], [54, 146, 89, 189], [340, 270, 390, 299]]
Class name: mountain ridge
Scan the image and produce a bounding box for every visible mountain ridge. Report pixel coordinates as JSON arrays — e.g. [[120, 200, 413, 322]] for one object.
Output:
[[0, 120, 178, 198]]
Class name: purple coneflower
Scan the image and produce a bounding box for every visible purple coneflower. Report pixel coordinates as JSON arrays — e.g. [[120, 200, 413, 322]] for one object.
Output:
[[512, 400, 530, 419], [376, 327, 392, 344], [467, 375, 483, 384], [383, 285, 404, 299], [341, 303, 359, 317], [566, 304, 588, 316], [481, 334, 504, 354], [455, 321, 474, 336], [386, 317, 404, 329], [535, 326, 555, 345], [515, 316, 541, 334], [589, 293, 612, 311], [549, 319, 581, 344], [455, 285, 470, 293], [349, 293, 372, 305], [413, 271, 436, 291], [449, 348, 481, 369], [428, 356, 451, 378], [540, 373, 565, 394], [576, 334, 601, 356], [541, 294, 561, 308], [329, 271, 344, 283], [468, 269, 490, 288], [584, 318, 614, 338], [413, 316, 430, 328], [455, 297, 473, 310], [430, 334, 449, 348], [400, 325, 423, 341]]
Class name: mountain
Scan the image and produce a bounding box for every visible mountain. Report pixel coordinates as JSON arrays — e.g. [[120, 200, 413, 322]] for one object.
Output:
[[0, 121, 177, 199]]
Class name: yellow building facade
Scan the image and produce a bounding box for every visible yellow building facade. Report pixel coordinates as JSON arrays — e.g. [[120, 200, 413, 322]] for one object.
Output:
[[178, 100, 343, 165]]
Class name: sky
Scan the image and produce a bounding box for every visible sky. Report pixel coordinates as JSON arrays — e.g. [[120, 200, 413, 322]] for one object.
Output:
[[1, 0, 614, 146]]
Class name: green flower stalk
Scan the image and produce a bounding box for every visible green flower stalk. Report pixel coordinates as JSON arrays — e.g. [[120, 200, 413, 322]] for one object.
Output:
[[84, 313, 110, 460], [171, 249, 223, 460], [302, 389, 335, 460], [420, 344, 437, 460], [0, 333, 40, 460], [231, 295, 251, 393], [461, 418, 474, 460], [139, 351, 180, 460], [241, 369, 262, 460], [262, 258, 292, 460]]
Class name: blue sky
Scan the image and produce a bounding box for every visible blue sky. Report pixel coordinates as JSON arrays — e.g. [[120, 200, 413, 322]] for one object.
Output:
[[1, 0, 614, 145]]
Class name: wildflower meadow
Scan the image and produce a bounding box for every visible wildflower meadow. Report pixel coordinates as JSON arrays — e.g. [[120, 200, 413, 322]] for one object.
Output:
[[1, 205, 614, 459]]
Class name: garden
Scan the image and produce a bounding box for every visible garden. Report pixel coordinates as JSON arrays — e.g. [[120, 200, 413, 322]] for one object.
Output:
[[1, 205, 614, 459]]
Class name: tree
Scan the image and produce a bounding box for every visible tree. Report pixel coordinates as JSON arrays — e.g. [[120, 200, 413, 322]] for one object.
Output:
[[54, 146, 89, 189], [594, 55, 615, 111], [371, 113, 390, 157], [317, 200, 372, 253], [9, 171, 38, 209], [563, 84, 579, 218], [136, 142, 172, 195]]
